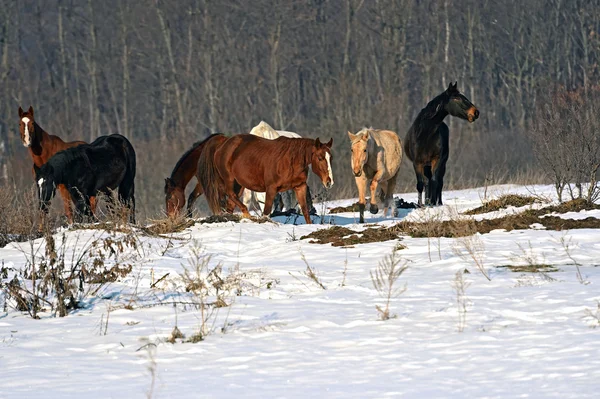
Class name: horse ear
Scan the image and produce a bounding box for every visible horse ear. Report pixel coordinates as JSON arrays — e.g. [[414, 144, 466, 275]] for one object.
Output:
[[326, 138, 333, 148], [164, 177, 174, 189], [28, 106, 34, 117], [315, 138, 322, 148], [347, 131, 355, 141], [453, 81, 458, 89], [362, 131, 369, 141], [18, 106, 23, 117]]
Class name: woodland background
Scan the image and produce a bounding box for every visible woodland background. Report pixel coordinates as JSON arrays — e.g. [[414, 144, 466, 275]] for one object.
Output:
[[1, 0, 599, 219]]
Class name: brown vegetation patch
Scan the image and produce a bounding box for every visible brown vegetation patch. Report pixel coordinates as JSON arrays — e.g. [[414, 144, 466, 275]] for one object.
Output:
[[464, 194, 538, 215], [533, 198, 600, 215], [328, 202, 361, 214], [301, 225, 400, 246], [496, 264, 559, 273], [142, 217, 196, 235], [394, 211, 600, 238]]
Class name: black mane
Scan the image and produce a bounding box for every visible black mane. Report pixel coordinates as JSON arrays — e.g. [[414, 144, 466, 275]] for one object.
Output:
[[170, 134, 221, 179]]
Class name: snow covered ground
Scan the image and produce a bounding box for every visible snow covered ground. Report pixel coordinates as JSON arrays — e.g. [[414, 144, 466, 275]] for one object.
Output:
[[1, 185, 599, 399]]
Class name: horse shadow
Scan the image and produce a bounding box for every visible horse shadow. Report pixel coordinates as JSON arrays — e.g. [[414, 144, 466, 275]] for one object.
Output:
[[271, 196, 418, 226]]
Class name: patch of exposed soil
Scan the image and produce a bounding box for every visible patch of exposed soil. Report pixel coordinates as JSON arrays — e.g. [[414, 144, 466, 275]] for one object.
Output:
[[328, 203, 362, 214], [464, 194, 538, 215], [496, 264, 560, 273], [393, 210, 600, 238], [301, 225, 401, 246]]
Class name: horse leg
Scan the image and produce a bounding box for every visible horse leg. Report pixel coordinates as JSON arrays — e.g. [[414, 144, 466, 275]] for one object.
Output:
[[293, 184, 312, 224], [186, 182, 203, 217], [368, 170, 384, 214], [413, 163, 425, 207], [384, 173, 399, 217], [426, 159, 438, 207], [261, 187, 278, 218], [434, 161, 447, 206], [225, 179, 251, 218], [57, 185, 74, 223], [355, 175, 368, 223], [305, 185, 316, 215]]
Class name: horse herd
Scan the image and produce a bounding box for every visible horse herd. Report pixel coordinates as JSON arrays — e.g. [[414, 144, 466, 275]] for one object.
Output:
[[17, 82, 479, 226]]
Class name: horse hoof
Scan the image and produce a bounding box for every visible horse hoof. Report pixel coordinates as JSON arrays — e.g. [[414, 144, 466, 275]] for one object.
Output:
[[369, 204, 378, 214]]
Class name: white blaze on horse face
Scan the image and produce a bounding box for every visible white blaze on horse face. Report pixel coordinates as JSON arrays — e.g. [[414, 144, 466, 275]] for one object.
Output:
[[37, 178, 45, 198], [325, 152, 334, 187], [22, 117, 31, 147]]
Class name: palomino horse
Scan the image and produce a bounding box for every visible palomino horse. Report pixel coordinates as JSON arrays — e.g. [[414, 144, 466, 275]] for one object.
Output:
[[165, 134, 223, 217], [35, 134, 136, 223], [246, 121, 314, 214], [348, 128, 402, 223], [199, 134, 333, 224], [404, 82, 479, 206], [18, 106, 86, 222]]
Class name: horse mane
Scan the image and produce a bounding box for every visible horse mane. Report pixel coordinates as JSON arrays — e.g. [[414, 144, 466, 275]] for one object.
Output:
[[263, 137, 314, 168], [170, 134, 220, 180], [43, 146, 89, 183], [419, 92, 449, 120]]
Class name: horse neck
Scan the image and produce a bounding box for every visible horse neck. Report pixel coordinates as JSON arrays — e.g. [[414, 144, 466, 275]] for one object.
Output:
[[416, 109, 449, 138], [299, 138, 315, 169], [28, 122, 53, 164], [171, 145, 203, 187]]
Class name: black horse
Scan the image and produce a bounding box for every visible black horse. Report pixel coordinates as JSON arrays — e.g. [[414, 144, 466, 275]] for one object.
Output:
[[34, 134, 136, 223], [404, 82, 480, 206]]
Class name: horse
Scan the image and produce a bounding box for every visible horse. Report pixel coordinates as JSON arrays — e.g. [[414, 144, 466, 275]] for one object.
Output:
[[246, 121, 314, 215], [347, 128, 403, 223], [18, 106, 86, 222], [403, 82, 479, 206], [199, 134, 333, 224], [195, 134, 243, 214], [165, 134, 223, 218], [34, 134, 136, 223]]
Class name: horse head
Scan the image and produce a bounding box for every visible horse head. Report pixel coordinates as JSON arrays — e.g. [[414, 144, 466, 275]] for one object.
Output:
[[18, 106, 36, 147], [347, 130, 372, 178], [444, 82, 480, 123], [311, 138, 334, 189], [33, 163, 56, 213], [164, 177, 185, 217]]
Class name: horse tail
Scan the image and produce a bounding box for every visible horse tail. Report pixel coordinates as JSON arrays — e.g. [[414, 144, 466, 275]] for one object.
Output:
[[197, 135, 225, 215], [117, 135, 137, 223]]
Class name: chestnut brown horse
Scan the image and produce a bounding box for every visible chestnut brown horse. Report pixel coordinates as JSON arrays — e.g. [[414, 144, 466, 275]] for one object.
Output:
[[404, 82, 479, 206], [199, 134, 334, 224], [164, 134, 224, 217], [18, 106, 86, 222]]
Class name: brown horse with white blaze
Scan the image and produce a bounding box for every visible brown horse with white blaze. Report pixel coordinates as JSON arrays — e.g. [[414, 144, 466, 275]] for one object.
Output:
[[200, 134, 334, 224], [18, 106, 86, 222]]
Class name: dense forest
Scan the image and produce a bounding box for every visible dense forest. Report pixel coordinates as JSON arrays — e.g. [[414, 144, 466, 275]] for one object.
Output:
[[1, 0, 599, 218]]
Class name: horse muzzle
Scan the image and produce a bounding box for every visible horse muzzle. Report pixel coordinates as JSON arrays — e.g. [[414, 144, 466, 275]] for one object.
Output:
[[324, 180, 333, 189], [353, 170, 362, 177], [467, 108, 480, 123]]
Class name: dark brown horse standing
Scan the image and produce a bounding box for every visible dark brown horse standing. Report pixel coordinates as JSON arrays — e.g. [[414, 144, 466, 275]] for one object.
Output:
[[18, 106, 86, 222], [199, 134, 334, 224], [165, 134, 223, 217], [404, 82, 479, 206]]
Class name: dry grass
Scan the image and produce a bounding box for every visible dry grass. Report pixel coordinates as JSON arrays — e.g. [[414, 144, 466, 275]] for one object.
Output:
[[301, 226, 401, 247], [328, 202, 362, 214], [394, 199, 600, 238], [464, 194, 539, 215], [496, 264, 559, 273]]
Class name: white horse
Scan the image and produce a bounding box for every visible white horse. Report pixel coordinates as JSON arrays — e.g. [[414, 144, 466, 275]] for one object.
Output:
[[245, 121, 309, 214]]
